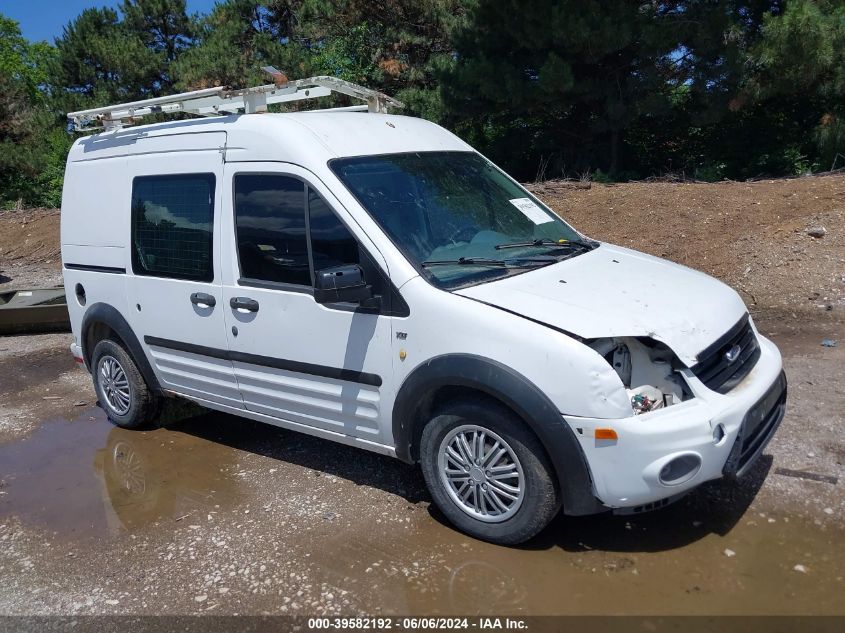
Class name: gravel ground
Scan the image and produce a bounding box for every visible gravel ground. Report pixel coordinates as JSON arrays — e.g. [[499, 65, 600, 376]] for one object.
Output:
[[0, 177, 843, 615]]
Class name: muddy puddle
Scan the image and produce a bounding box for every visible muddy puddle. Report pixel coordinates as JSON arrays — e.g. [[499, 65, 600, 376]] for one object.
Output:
[[0, 407, 843, 614], [0, 407, 250, 538]]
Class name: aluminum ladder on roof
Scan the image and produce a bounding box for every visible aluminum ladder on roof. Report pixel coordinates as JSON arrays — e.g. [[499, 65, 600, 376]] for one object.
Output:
[[67, 68, 404, 133]]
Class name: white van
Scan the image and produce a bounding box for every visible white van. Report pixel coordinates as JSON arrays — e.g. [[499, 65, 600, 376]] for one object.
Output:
[[61, 77, 786, 544]]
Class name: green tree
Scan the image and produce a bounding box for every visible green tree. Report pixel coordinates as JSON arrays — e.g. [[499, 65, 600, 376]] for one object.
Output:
[[620, 1, 785, 180], [441, 0, 684, 179], [120, 0, 196, 91], [53, 7, 154, 105], [0, 15, 68, 208], [53, 1, 195, 107], [743, 0, 845, 170], [1, 14, 55, 102], [301, 0, 468, 119], [173, 0, 313, 90]]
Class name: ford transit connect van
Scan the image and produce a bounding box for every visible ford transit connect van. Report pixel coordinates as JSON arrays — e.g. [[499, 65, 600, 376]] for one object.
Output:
[[61, 77, 786, 544]]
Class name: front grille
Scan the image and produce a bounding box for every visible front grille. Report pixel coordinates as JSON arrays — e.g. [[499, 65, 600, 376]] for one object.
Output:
[[723, 371, 787, 476], [691, 314, 761, 393]]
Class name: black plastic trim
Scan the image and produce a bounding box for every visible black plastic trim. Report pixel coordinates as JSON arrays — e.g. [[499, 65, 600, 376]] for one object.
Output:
[[723, 371, 787, 477], [64, 263, 126, 274], [81, 303, 162, 394], [143, 336, 382, 387], [392, 353, 606, 516], [695, 314, 749, 362], [237, 277, 314, 294], [691, 313, 761, 393], [236, 276, 410, 317]]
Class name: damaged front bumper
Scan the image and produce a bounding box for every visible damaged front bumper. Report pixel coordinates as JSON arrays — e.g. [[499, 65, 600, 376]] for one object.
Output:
[[563, 334, 786, 511]]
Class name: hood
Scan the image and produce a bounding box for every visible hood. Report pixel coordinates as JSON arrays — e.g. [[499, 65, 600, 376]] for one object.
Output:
[[455, 243, 748, 366]]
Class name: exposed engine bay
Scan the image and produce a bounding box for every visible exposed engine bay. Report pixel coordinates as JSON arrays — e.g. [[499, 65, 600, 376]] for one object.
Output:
[[588, 337, 692, 415]]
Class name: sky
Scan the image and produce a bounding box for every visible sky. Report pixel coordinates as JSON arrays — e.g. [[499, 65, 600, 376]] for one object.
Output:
[[0, 0, 218, 43]]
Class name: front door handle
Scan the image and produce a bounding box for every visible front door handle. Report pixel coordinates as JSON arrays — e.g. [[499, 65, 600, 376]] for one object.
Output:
[[190, 292, 216, 308], [230, 296, 259, 312]]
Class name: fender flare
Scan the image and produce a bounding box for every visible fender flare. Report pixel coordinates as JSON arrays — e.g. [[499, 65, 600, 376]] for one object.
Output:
[[392, 354, 606, 516], [80, 302, 162, 394]]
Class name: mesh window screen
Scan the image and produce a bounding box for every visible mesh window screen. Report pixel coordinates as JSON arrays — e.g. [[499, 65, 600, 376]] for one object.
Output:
[[131, 174, 215, 282]]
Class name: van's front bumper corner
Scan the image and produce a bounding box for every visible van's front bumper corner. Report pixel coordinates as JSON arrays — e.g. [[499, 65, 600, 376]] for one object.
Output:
[[721, 370, 787, 479], [563, 338, 786, 512]]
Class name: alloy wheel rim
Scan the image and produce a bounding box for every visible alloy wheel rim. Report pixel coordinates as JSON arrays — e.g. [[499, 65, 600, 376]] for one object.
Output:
[[438, 424, 525, 523], [98, 355, 131, 416]]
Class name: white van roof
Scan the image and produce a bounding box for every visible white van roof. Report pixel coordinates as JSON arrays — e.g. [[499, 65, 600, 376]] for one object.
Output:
[[68, 112, 473, 165]]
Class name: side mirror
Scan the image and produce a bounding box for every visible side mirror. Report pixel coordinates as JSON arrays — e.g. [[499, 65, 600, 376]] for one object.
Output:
[[314, 264, 373, 304]]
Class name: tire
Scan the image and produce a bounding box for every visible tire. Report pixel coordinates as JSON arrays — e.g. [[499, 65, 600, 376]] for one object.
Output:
[[91, 338, 162, 429], [419, 397, 561, 545]]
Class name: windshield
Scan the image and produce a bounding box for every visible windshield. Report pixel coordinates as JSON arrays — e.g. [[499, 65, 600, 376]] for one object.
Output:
[[330, 151, 590, 289]]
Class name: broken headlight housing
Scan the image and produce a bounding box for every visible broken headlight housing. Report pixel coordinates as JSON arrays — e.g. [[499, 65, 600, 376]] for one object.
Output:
[[587, 337, 692, 415]]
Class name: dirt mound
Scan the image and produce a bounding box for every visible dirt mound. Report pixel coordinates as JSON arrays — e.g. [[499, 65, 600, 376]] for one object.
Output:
[[531, 174, 845, 333], [0, 208, 62, 288], [0, 208, 61, 265]]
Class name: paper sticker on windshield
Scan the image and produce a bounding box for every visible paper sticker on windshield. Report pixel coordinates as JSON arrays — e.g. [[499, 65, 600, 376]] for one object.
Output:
[[509, 198, 554, 224]]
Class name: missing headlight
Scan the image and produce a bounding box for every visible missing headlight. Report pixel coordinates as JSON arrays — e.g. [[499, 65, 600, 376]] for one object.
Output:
[[588, 337, 692, 414]]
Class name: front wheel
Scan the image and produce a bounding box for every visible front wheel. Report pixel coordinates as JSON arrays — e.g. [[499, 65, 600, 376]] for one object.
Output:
[[420, 397, 560, 545]]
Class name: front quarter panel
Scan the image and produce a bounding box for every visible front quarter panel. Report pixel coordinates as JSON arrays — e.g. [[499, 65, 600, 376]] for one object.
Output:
[[393, 277, 632, 423]]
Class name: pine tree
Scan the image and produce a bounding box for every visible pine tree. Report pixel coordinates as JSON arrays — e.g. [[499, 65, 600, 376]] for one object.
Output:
[[172, 0, 314, 90], [0, 15, 67, 208], [441, 0, 683, 179], [53, 1, 195, 106], [300, 0, 468, 119], [120, 0, 196, 91], [744, 0, 845, 170]]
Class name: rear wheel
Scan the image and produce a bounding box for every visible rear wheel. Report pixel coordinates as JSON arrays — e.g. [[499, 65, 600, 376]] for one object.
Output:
[[420, 397, 560, 545], [91, 339, 162, 429]]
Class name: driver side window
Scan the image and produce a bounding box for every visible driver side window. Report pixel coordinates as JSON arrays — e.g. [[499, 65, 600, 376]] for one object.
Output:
[[307, 187, 386, 300], [234, 174, 310, 286], [234, 172, 388, 302]]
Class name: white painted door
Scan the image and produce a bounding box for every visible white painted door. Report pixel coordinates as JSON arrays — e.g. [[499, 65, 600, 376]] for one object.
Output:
[[219, 162, 399, 445], [125, 140, 242, 409]]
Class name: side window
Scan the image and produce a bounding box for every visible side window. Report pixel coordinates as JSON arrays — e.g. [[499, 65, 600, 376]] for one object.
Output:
[[234, 174, 310, 286], [131, 174, 215, 281], [308, 188, 360, 271], [307, 187, 386, 299]]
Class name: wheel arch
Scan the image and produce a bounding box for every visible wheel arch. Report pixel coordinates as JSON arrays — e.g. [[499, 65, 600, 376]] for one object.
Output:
[[392, 354, 606, 516], [81, 302, 163, 394]]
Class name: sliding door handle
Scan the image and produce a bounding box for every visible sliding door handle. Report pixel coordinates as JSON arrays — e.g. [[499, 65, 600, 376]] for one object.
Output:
[[190, 292, 216, 308], [230, 296, 259, 312]]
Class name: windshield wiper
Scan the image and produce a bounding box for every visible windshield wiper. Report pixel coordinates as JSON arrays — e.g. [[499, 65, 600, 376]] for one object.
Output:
[[495, 238, 594, 251], [421, 257, 508, 268], [421, 257, 539, 269]]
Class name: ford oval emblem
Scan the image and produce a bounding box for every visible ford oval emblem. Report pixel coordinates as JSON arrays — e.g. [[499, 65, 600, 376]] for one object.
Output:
[[725, 344, 742, 363]]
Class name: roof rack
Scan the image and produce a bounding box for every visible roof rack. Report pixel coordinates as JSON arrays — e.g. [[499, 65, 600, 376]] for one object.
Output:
[[67, 68, 404, 133]]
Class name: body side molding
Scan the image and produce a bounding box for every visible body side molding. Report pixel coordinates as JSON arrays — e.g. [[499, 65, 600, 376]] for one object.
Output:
[[144, 336, 383, 387], [64, 263, 126, 274]]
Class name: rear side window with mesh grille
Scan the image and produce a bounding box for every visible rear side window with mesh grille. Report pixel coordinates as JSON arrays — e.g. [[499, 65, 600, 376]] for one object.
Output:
[[131, 174, 215, 281]]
